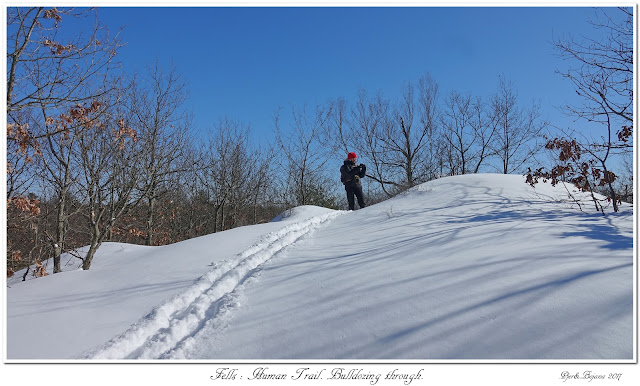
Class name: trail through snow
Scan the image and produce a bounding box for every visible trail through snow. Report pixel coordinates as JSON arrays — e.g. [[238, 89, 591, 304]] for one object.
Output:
[[81, 211, 343, 359]]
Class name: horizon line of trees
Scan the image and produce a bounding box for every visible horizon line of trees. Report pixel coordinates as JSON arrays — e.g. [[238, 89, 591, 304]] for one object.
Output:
[[7, 7, 633, 279]]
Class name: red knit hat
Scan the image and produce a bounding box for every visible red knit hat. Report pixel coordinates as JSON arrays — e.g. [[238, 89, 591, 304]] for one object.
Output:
[[347, 152, 357, 160]]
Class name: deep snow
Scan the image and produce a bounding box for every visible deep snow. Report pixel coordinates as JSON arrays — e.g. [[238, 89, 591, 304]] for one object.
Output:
[[4, 174, 635, 361]]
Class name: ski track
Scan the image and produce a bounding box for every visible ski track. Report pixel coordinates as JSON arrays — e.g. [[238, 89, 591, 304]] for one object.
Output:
[[81, 211, 343, 360]]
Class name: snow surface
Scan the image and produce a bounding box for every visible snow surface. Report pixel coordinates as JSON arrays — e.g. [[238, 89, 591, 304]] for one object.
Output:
[[5, 174, 635, 361]]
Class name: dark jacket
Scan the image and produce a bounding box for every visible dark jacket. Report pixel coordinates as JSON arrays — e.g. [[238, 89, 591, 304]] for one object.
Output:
[[340, 159, 366, 188]]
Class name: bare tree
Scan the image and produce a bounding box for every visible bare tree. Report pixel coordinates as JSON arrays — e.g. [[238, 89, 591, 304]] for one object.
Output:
[[357, 74, 440, 195], [274, 104, 337, 207], [76, 108, 140, 270], [468, 96, 499, 173], [441, 92, 498, 175], [172, 147, 211, 240], [440, 91, 475, 175], [196, 119, 258, 232], [528, 7, 633, 213], [549, 7, 633, 211], [6, 7, 125, 274], [326, 74, 440, 198], [347, 90, 393, 196], [248, 144, 278, 224], [38, 101, 101, 272], [129, 62, 193, 245], [490, 76, 547, 174]]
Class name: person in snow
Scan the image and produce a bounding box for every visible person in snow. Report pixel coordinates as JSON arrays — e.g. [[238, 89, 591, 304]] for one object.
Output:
[[340, 152, 366, 210]]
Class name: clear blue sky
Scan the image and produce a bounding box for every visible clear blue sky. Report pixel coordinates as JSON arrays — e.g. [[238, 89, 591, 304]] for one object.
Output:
[[92, 5, 619, 143]]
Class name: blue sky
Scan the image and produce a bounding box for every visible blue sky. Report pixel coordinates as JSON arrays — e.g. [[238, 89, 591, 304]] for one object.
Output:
[[92, 5, 620, 143]]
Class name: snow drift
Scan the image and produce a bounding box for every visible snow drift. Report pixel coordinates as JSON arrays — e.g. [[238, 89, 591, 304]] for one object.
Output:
[[5, 174, 634, 360]]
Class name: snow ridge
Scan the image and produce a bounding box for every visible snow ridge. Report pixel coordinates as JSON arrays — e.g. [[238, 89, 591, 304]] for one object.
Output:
[[81, 211, 343, 360]]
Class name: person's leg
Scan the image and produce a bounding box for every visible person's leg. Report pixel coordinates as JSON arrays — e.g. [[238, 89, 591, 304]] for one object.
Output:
[[355, 186, 366, 209], [346, 187, 355, 210]]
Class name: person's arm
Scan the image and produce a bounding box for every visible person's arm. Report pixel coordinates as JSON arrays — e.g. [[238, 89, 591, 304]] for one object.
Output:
[[359, 164, 366, 177], [346, 165, 361, 178]]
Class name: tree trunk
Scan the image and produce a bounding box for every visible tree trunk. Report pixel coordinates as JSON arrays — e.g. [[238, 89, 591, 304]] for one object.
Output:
[[82, 222, 101, 270], [146, 191, 156, 246], [53, 197, 65, 273], [601, 163, 619, 213]]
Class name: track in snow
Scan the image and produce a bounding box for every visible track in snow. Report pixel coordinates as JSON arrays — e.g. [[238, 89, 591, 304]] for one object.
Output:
[[82, 211, 343, 360]]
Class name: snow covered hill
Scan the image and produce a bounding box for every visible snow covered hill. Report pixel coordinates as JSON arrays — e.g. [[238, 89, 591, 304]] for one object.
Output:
[[5, 174, 635, 360]]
